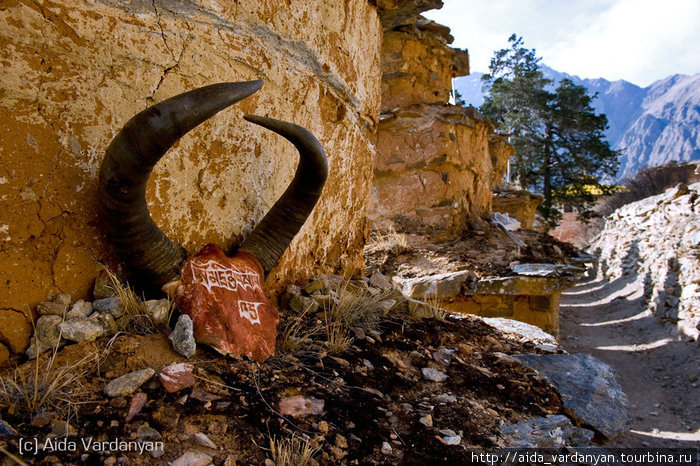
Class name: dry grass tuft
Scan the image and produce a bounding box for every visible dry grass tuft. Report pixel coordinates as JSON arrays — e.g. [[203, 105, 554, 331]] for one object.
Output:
[[104, 268, 171, 334], [278, 309, 321, 354], [410, 293, 447, 321], [324, 320, 353, 354], [0, 348, 98, 419], [370, 227, 409, 255], [269, 434, 319, 466], [326, 281, 390, 330]]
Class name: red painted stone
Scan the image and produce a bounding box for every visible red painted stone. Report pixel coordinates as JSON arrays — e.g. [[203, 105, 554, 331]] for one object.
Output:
[[173, 244, 279, 362]]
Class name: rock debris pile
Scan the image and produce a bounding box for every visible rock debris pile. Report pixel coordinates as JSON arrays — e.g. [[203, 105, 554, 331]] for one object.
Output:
[[591, 183, 700, 340], [0, 271, 628, 464]]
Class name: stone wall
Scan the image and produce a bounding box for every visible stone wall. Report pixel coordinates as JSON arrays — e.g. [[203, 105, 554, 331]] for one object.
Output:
[[370, 3, 511, 234], [0, 0, 382, 356], [395, 266, 584, 338], [591, 183, 700, 340]]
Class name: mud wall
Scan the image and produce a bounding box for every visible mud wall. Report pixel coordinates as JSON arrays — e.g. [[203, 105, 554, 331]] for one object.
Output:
[[0, 0, 382, 354]]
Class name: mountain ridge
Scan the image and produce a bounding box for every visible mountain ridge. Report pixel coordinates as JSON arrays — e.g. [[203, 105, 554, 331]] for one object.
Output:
[[454, 68, 700, 179]]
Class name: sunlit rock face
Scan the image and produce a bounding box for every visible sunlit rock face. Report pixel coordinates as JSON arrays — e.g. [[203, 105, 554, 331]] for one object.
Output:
[[0, 0, 382, 339], [370, 2, 511, 234]]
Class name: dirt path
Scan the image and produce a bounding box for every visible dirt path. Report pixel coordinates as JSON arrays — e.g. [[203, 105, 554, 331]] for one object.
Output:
[[560, 274, 700, 447]]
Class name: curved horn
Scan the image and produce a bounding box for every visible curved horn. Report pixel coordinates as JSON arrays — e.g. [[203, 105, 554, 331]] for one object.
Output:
[[98, 80, 264, 291], [238, 115, 328, 276]]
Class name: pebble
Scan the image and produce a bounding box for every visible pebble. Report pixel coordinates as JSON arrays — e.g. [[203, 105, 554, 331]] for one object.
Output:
[[53, 293, 72, 306], [433, 348, 452, 366], [59, 318, 104, 342], [304, 279, 326, 295], [369, 272, 392, 290], [278, 395, 325, 418], [169, 314, 196, 358], [93, 273, 116, 299], [335, 434, 348, 449], [381, 442, 393, 454], [137, 424, 162, 441], [419, 414, 433, 427], [89, 312, 118, 335], [378, 299, 397, 312], [66, 300, 93, 319], [126, 392, 147, 422], [0, 419, 17, 436], [36, 301, 67, 316], [194, 432, 217, 449], [110, 397, 128, 408], [159, 362, 196, 393], [26, 315, 64, 358], [31, 412, 58, 427], [422, 367, 448, 382], [104, 368, 155, 397], [318, 420, 330, 434], [443, 435, 462, 445], [171, 450, 213, 466], [437, 394, 457, 403], [93, 297, 124, 318], [145, 299, 171, 324], [289, 294, 319, 314], [50, 419, 77, 436]]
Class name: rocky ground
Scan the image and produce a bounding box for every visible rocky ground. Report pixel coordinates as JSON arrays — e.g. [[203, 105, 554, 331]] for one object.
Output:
[[364, 224, 580, 281], [0, 295, 567, 465], [0, 224, 636, 465]]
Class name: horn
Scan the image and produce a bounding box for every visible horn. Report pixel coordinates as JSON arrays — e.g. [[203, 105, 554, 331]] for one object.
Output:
[[98, 80, 264, 291], [238, 115, 328, 275]]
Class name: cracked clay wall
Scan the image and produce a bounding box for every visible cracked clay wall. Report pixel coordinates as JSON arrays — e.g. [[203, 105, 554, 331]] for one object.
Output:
[[0, 0, 382, 355]]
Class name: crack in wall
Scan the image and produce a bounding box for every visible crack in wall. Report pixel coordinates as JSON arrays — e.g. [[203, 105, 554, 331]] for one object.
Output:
[[98, 0, 368, 120], [151, 0, 176, 62], [147, 19, 192, 102]]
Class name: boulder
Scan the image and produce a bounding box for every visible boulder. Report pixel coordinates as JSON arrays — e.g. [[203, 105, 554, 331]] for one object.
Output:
[[397, 270, 473, 299], [511, 353, 630, 441]]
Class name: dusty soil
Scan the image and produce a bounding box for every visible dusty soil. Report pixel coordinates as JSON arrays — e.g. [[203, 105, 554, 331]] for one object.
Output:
[[560, 274, 700, 448], [0, 312, 565, 465], [364, 225, 581, 281]]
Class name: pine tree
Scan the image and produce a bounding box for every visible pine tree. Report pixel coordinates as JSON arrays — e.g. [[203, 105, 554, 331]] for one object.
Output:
[[481, 35, 619, 229]]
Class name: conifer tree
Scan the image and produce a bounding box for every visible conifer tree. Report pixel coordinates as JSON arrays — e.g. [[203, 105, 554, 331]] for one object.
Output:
[[481, 35, 619, 228]]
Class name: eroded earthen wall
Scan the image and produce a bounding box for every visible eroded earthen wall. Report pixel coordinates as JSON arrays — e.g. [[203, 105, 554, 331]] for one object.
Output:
[[0, 0, 382, 354], [371, 4, 511, 234]]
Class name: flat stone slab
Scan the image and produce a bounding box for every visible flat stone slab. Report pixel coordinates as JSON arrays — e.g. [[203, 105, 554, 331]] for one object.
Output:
[[511, 263, 586, 277], [395, 270, 473, 299], [480, 317, 558, 346], [511, 353, 630, 441]]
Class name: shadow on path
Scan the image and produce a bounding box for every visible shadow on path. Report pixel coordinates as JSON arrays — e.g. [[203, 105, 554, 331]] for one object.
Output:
[[560, 274, 700, 448]]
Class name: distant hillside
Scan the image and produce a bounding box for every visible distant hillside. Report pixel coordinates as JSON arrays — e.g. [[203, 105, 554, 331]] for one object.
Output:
[[455, 69, 700, 180]]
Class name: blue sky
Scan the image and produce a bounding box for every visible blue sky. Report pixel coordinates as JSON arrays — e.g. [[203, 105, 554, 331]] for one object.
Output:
[[423, 0, 700, 87]]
